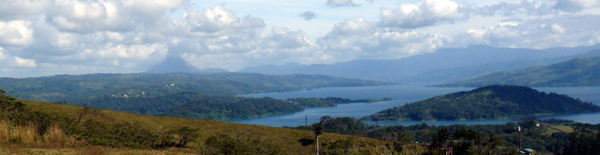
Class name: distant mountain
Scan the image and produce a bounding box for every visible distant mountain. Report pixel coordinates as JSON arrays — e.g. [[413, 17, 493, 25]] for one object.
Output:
[[146, 56, 202, 73], [240, 44, 600, 82], [362, 85, 600, 121], [410, 49, 600, 82], [200, 68, 229, 73], [439, 55, 600, 87], [0, 72, 390, 103]]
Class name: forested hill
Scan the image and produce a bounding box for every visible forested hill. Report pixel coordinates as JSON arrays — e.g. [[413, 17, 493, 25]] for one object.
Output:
[[439, 56, 600, 87], [362, 85, 600, 121], [0, 72, 389, 103], [83, 93, 388, 121]]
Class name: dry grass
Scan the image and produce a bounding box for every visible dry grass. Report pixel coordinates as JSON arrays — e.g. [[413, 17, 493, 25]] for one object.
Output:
[[0, 147, 197, 155], [543, 126, 575, 135], [0, 120, 79, 148], [14, 100, 403, 154], [0, 121, 40, 145]]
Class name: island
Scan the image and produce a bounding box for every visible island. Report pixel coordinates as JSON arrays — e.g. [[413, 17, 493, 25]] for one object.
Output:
[[362, 85, 600, 121]]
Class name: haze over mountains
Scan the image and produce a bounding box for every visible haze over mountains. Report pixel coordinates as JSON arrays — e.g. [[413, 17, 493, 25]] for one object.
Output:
[[240, 44, 600, 82], [146, 56, 229, 74], [440, 55, 600, 87]]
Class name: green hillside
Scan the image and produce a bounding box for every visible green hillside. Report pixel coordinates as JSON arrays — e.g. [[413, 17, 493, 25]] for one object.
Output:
[[0, 89, 399, 154], [0, 72, 389, 103], [362, 85, 600, 121], [439, 56, 600, 87]]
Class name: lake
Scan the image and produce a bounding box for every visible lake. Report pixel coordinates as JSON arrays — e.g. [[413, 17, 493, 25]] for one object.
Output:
[[228, 83, 600, 127]]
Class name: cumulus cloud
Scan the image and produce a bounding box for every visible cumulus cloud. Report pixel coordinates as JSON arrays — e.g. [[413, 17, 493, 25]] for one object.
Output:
[[13, 57, 37, 68], [457, 15, 600, 49], [0, 47, 37, 68], [2, 0, 600, 77], [319, 18, 452, 61], [379, 0, 469, 29], [299, 11, 317, 20], [475, 0, 556, 16], [0, 20, 34, 46], [0, 0, 52, 20], [181, 5, 265, 34], [327, 0, 359, 7]]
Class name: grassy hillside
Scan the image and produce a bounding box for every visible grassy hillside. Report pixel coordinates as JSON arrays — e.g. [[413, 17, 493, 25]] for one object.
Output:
[[363, 85, 600, 121], [439, 56, 600, 87], [0, 90, 401, 154]]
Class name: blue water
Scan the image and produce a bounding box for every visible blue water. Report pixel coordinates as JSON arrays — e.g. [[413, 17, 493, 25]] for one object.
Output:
[[228, 83, 600, 127]]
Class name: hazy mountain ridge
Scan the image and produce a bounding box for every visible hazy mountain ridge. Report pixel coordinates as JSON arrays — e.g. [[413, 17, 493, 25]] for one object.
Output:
[[146, 56, 229, 73], [240, 44, 600, 82], [0, 72, 389, 103], [439, 54, 600, 87], [362, 85, 600, 121]]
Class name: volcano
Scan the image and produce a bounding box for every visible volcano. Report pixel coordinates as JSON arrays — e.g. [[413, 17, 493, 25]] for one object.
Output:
[[145, 56, 202, 73]]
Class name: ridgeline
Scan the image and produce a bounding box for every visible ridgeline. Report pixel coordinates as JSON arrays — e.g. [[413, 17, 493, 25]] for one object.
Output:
[[439, 56, 600, 87], [362, 85, 600, 121]]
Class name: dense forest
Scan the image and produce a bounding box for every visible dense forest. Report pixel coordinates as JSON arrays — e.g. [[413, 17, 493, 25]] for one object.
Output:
[[291, 116, 600, 155], [82, 93, 387, 120], [363, 85, 600, 121], [0, 72, 389, 103], [440, 56, 600, 87]]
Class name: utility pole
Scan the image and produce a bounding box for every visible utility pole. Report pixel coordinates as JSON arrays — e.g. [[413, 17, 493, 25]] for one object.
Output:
[[518, 124, 522, 151], [305, 114, 308, 131]]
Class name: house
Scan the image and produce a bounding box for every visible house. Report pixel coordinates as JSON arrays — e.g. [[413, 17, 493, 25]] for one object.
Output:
[[520, 148, 535, 155]]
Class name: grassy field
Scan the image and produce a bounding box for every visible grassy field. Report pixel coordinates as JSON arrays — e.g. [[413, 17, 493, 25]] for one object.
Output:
[[5, 100, 405, 154], [543, 126, 575, 135]]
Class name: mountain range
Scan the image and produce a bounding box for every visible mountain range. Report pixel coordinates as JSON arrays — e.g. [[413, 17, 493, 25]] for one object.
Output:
[[146, 56, 229, 73], [240, 44, 600, 82], [439, 55, 600, 87]]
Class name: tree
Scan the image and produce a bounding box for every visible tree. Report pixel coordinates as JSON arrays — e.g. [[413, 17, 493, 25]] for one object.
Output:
[[314, 115, 332, 155], [168, 126, 199, 148], [76, 107, 101, 123]]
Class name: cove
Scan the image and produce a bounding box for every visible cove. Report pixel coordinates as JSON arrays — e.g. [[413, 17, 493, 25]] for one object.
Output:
[[228, 83, 600, 127]]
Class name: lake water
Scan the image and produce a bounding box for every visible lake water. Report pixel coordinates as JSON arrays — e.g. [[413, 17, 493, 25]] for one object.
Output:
[[228, 83, 600, 127]]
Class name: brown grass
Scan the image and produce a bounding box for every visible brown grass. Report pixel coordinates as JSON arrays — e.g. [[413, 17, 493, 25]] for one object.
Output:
[[0, 121, 40, 145], [13, 100, 410, 154]]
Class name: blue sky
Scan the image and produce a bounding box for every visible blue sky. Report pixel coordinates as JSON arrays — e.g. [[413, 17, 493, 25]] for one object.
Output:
[[1, 0, 600, 77]]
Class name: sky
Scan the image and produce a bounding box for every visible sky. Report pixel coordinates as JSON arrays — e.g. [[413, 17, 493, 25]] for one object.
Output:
[[1, 0, 600, 77]]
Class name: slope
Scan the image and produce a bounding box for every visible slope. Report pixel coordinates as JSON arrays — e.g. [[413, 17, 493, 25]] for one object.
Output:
[[0, 90, 397, 154], [439, 55, 600, 87], [0, 72, 389, 103], [240, 44, 600, 82], [362, 85, 600, 121]]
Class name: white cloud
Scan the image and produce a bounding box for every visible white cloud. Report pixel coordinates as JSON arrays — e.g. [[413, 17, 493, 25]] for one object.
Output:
[[474, 0, 556, 16], [0, 20, 34, 46], [319, 18, 452, 61], [457, 15, 600, 49], [49, 0, 134, 33], [379, 0, 469, 29], [122, 0, 186, 16], [327, 0, 359, 7], [0, 47, 5, 60], [1, 0, 600, 77], [181, 5, 265, 34], [0, 0, 52, 20], [13, 57, 37, 68], [0, 47, 37, 68]]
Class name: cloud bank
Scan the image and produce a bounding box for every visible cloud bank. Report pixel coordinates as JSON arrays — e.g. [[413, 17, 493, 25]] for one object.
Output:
[[0, 0, 600, 77]]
